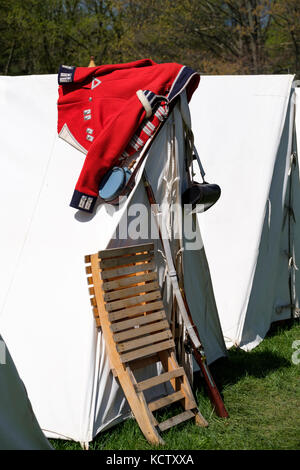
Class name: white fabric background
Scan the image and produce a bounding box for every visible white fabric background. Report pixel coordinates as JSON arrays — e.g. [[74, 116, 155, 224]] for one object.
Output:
[[0, 75, 226, 443]]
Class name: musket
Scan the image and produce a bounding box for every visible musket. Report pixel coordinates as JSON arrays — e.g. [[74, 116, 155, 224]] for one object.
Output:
[[143, 173, 229, 418]]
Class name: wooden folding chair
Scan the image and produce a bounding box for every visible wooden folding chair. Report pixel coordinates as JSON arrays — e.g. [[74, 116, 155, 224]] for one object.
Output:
[[85, 242, 208, 445]]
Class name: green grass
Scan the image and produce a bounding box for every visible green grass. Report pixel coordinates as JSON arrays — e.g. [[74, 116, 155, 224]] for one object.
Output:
[[50, 320, 300, 450]]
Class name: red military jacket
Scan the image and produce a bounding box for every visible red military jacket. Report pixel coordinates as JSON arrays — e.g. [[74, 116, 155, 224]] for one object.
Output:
[[57, 59, 200, 212]]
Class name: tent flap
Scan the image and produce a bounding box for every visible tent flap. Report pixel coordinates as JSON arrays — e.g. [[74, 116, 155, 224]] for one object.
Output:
[[189, 74, 297, 349]]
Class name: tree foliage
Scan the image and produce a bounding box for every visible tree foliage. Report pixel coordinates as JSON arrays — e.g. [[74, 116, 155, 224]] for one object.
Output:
[[0, 0, 299, 76], [267, 0, 300, 74]]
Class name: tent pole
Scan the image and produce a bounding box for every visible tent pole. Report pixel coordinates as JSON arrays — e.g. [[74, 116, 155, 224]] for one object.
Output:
[[287, 85, 298, 321]]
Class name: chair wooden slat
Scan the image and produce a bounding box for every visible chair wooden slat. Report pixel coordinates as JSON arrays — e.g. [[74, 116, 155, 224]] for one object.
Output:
[[119, 339, 175, 363], [100, 252, 154, 269], [135, 368, 184, 392], [99, 243, 154, 259], [158, 410, 195, 432], [101, 261, 155, 280], [104, 281, 159, 301], [113, 319, 169, 342], [108, 300, 164, 322], [102, 272, 158, 291], [148, 391, 185, 412], [106, 291, 161, 312], [110, 311, 166, 333], [116, 330, 172, 353]]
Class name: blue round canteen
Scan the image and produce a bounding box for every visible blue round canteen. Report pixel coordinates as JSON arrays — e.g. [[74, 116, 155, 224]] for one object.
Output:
[[99, 167, 132, 201]]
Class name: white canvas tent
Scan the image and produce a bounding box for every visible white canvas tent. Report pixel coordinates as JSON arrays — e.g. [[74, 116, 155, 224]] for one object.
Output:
[[190, 75, 300, 350], [0, 334, 52, 449], [1, 72, 298, 446], [0, 74, 226, 445]]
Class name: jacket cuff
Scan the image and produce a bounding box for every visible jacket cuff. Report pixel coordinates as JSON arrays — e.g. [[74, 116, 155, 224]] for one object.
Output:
[[58, 65, 76, 84], [70, 190, 97, 212], [136, 90, 168, 118]]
